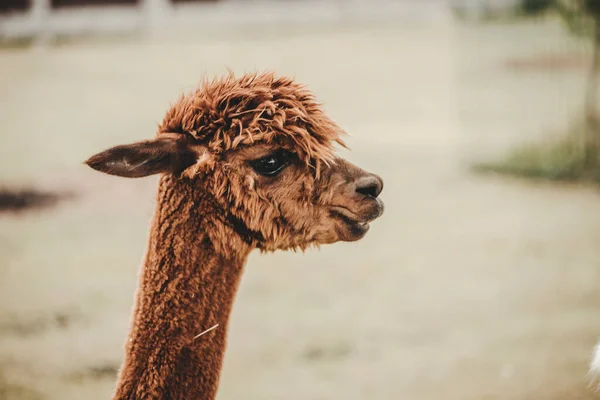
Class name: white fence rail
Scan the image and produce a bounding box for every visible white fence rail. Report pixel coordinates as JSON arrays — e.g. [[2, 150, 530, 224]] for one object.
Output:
[[0, 0, 452, 41]]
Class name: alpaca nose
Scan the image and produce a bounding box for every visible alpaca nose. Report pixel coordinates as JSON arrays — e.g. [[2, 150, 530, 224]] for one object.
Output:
[[355, 174, 383, 198]]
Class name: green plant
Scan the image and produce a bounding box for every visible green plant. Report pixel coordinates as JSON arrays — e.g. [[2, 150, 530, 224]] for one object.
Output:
[[473, 120, 600, 182]]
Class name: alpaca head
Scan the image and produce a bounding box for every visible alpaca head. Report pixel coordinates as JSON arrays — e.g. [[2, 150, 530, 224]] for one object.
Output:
[[86, 72, 384, 251]]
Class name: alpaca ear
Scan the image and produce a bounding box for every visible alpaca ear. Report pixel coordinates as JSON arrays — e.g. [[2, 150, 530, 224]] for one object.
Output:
[[85, 136, 198, 178]]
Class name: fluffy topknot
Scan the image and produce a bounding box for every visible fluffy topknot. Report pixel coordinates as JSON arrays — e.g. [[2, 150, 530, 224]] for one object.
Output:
[[158, 72, 346, 172]]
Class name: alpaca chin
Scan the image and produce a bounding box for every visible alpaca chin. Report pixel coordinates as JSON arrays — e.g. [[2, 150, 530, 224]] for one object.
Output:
[[589, 341, 600, 386]]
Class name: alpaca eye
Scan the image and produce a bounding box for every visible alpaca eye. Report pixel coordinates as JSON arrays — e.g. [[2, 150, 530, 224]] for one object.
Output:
[[249, 150, 289, 176]]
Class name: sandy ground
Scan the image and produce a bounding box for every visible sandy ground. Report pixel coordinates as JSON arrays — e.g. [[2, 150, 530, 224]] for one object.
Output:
[[1, 12, 600, 400]]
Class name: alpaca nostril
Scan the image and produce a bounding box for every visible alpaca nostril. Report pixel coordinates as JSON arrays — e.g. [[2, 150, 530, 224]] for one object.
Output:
[[355, 175, 383, 198]]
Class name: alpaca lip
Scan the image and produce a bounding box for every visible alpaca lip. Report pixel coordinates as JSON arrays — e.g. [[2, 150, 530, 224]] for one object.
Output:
[[330, 204, 382, 225], [329, 206, 376, 237], [330, 206, 365, 223], [331, 209, 371, 236]]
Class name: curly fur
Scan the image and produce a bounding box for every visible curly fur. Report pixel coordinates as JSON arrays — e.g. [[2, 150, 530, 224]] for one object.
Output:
[[160, 72, 346, 177]]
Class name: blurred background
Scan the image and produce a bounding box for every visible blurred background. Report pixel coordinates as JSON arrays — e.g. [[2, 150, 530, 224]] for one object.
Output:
[[1, 0, 600, 399]]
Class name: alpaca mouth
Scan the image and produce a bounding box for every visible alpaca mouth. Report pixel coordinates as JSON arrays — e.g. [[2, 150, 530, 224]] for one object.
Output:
[[330, 202, 383, 241], [331, 209, 371, 233]]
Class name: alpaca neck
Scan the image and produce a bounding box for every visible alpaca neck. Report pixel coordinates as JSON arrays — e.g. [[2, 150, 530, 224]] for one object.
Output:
[[114, 176, 252, 400]]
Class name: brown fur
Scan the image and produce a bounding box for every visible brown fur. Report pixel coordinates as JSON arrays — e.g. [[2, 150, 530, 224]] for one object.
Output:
[[86, 72, 384, 399]]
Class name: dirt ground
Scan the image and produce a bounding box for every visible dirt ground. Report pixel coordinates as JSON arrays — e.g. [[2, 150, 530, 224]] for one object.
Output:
[[1, 12, 600, 400]]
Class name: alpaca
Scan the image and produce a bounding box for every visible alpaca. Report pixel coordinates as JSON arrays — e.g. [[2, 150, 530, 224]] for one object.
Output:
[[85, 72, 384, 400]]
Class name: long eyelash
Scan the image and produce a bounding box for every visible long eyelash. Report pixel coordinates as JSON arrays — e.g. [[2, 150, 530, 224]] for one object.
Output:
[[250, 149, 291, 163]]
